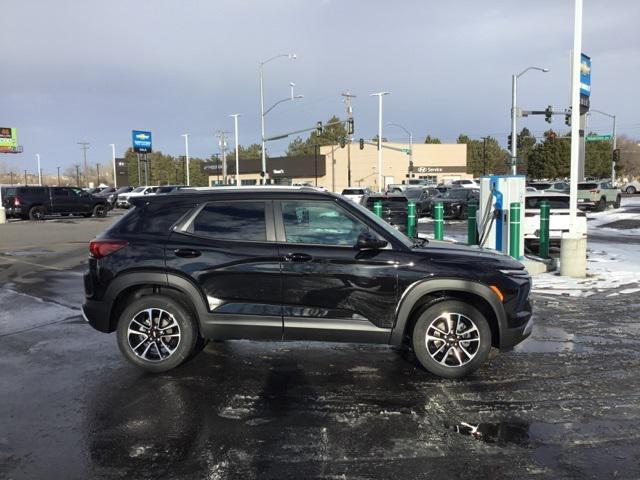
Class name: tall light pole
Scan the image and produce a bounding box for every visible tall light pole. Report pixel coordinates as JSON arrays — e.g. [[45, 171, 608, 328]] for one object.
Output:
[[110, 144, 117, 188], [371, 91, 390, 192], [78, 142, 90, 187], [387, 122, 412, 176], [230, 114, 241, 186], [36, 154, 42, 185], [589, 109, 617, 185], [510, 66, 549, 174], [181, 134, 190, 186], [57, 166, 61, 186], [260, 52, 297, 184]]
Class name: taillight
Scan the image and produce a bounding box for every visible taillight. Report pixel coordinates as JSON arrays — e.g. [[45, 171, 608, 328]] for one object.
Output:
[[525, 212, 536, 217], [13, 197, 20, 207], [89, 239, 128, 259]]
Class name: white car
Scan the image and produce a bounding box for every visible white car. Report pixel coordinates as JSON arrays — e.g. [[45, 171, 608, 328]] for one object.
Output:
[[623, 180, 640, 195], [523, 192, 587, 248], [116, 186, 158, 208], [341, 187, 370, 205], [450, 179, 479, 189]]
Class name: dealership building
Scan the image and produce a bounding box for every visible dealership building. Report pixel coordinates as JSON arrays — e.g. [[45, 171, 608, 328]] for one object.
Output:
[[208, 142, 470, 192]]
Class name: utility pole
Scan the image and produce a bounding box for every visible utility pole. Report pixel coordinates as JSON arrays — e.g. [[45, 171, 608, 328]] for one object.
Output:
[[481, 137, 488, 176], [181, 134, 190, 186], [342, 91, 356, 187], [96, 163, 101, 185], [110, 144, 117, 188], [370, 91, 390, 192], [230, 114, 241, 186], [77, 142, 90, 187], [217, 131, 229, 184], [36, 154, 42, 185], [57, 167, 61, 185], [75, 165, 80, 187]]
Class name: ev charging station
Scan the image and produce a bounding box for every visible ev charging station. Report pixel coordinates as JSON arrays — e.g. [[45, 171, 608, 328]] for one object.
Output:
[[477, 175, 526, 257]]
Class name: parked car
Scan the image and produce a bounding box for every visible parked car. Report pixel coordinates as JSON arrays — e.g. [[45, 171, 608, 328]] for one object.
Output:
[[386, 183, 407, 193], [523, 192, 587, 250], [116, 186, 158, 208], [2, 186, 108, 220], [155, 185, 189, 195], [82, 187, 533, 379], [623, 180, 640, 195], [450, 179, 479, 189], [527, 181, 569, 193], [404, 187, 439, 217], [577, 180, 621, 211], [101, 186, 133, 210], [365, 193, 409, 233], [430, 188, 480, 219], [341, 187, 370, 205]]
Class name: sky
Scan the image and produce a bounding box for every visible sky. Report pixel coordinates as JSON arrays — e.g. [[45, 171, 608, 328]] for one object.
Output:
[[2, 0, 639, 174]]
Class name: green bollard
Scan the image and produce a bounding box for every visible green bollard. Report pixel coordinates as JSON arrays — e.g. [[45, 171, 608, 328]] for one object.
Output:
[[433, 202, 444, 240], [373, 200, 382, 218], [467, 202, 478, 245], [539, 200, 550, 259], [406, 201, 416, 238], [509, 202, 521, 259]]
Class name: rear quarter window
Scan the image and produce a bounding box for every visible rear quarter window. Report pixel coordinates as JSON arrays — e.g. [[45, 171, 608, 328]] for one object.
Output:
[[109, 202, 194, 235]]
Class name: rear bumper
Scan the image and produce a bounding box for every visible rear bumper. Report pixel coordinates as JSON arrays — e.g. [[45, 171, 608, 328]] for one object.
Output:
[[82, 300, 112, 333]]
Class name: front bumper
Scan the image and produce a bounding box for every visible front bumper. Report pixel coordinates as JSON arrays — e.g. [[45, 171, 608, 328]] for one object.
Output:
[[500, 311, 534, 350]]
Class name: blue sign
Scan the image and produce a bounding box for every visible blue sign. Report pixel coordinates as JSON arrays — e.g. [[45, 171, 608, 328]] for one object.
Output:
[[580, 53, 591, 97], [132, 130, 152, 153]]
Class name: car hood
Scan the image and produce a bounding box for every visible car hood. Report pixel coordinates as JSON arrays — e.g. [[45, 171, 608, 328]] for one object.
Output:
[[414, 240, 524, 270]]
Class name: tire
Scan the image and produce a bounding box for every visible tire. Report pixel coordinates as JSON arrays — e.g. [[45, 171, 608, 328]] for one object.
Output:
[[411, 299, 492, 378], [93, 204, 107, 217], [116, 295, 199, 373], [28, 205, 46, 221], [595, 197, 606, 212], [626, 186, 637, 195], [614, 195, 621, 209]]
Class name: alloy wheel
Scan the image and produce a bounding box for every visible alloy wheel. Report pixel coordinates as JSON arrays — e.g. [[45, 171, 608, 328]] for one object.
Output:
[[127, 308, 181, 362], [425, 312, 480, 367]]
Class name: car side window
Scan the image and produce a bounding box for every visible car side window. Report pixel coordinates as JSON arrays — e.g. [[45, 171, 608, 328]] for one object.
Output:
[[192, 201, 266, 241], [53, 188, 69, 197], [281, 200, 376, 246]]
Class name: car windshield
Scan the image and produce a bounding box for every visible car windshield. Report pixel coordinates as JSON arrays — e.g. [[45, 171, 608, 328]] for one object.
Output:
[[404, 189, 423, 200], [349, 201, 413, 248], [132, 187, 146, 193], [578, 183, 598, 190], [342, 189, 364, 195], [529, 183, 552, 190], [366, 197, 407, 208], [525, 196, 570, 209], [440, 189, 469, 199]]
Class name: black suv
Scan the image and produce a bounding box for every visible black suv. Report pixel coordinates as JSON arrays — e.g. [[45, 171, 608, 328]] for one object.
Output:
[[3, 186, 109, 220], [365, 193, 409, 233], [83, 187, 533, 378]]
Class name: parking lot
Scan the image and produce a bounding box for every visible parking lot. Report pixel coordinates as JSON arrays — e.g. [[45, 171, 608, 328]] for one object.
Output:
[[1, 205, 640, 479]]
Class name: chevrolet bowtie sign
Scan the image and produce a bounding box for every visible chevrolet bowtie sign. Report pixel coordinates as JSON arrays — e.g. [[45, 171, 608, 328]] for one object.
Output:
[[132, 130, 153, 153]]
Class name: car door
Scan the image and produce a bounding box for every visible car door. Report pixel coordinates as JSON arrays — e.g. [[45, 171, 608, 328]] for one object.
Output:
[[68, 187, 92, 213], [276, 198, 399, 343], [165, 199, 283, 340], [51, 187, 74, 213]]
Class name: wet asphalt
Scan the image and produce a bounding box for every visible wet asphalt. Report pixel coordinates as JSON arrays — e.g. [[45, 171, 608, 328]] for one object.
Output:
[[1, 211, 639, 479]]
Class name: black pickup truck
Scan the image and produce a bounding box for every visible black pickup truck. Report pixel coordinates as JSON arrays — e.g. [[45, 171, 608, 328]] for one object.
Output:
[[2, 186, 109, 220]]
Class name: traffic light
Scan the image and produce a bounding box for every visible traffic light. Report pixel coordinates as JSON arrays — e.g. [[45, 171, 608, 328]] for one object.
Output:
[[316, 121, 323, 135], [359, 138, 365, 150], [346, 118, 354, 135], [613, 148, 620, 163], [545, 105, 553, 124], [340, 137, 346, 148], [507, 134, 513, 150], [564, 108, 572, 126]]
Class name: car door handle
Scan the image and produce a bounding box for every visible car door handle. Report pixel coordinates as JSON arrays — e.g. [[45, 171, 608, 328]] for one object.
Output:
[[173, 248, 201, 258], [284, 253, 313, 262]]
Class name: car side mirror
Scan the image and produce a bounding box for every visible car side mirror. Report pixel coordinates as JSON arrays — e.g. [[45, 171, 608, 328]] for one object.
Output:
[[356, 231, 388, 250]]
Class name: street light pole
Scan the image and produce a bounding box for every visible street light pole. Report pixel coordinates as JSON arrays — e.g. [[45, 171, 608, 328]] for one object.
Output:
[[110, 144, 117, 188], [510, 66, 550, 175], [259, 52, 296, 185], [96, 163, 100, 185], [36, 154, 42, 185], [230, 114, 241, 186], [181, 134, 190, 186], [57, 166, 61, 186], [371, 91, 390, 192], [387, 122, 413, 177], [590, 109, 617, 185]]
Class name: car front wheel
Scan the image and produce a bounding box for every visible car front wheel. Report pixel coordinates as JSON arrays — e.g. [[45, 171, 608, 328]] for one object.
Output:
[[116, 295, 199, 373], [614, 195, 621, 209], [93, 204, 107, 217], [626, 186, 637, 195], [412, 299, 492, 378]]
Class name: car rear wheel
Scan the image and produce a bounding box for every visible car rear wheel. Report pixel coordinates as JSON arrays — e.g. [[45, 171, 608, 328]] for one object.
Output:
[[116, 295, 198, 373], [411, 299, 492, 378], [626, 186, 637, 195], [93, 204, 107, 217], [614, 195, 621, 209], [28, 205, 45, 221]]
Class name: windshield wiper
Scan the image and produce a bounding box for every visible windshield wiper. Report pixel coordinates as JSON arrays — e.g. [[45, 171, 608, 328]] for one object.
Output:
[[412, 237, 428, 247]]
